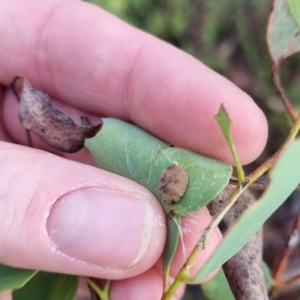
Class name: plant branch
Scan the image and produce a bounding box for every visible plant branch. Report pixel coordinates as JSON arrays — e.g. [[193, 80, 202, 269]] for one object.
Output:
[[281, 273, 300, 289], [269, 205, 300, 298], [230, 175, 300, 191], [270, 273, 300, 299], [273, 207, 300, 281], [272, 65, 297, 123]]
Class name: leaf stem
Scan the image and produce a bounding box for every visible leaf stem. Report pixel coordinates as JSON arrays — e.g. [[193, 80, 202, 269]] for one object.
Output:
[[162, 271, 188, 300], [84, 277, 111, 300], [272, 65, 297, 123], [230, 175, 300, 191]]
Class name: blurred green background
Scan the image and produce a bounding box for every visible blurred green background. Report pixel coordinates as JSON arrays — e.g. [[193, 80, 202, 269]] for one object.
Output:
[[82, 0, 300, 299]]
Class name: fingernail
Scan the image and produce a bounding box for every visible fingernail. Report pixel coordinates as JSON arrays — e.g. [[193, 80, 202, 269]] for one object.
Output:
[[47, 187, 154, 268]]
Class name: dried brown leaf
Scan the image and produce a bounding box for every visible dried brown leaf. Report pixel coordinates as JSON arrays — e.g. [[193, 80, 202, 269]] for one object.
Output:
[[12, 76, 102, 153]]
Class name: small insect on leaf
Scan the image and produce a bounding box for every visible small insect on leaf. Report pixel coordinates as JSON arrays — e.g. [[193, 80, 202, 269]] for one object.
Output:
[[11, 76, 102, 153], [159, 164, 189, 204]]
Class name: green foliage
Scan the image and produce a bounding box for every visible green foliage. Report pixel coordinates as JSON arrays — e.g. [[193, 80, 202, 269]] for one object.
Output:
[[193, 139, 300, 281], [13, 272, 78, 300], [84, 118, 169, 187], [0, 264, 37, 293]]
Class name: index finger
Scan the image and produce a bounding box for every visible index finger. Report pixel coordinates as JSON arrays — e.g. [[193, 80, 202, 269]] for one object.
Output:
[[0, 0, 267, 164]]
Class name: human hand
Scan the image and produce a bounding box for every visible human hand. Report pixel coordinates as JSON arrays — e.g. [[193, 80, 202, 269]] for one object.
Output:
[[0, 0, 268, 299]]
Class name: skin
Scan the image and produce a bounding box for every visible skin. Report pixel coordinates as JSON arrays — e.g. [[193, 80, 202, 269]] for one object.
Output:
[[0, 0, 268, 299]]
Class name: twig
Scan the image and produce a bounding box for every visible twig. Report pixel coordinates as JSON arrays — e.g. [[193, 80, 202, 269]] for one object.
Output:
[[88, 281, 101, 300], [282, 273, 300, 289], [272, 65, 297, 123], [230, 175, 300, 191], [269, 205, 300, 297]]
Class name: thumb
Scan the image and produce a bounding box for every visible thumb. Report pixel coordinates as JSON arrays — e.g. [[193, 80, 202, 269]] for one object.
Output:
[[0, 142, 166, 279]]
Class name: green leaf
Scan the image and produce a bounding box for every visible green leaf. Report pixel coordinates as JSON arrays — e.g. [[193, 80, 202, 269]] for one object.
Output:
[[0, 264, 37, 292], [262, 261, 274, 291], [13, 272, 78, 300], [215, 105, 244, 183], [85, 118, 169, 187], [287, 0, 300, 29], [192, 139, 300, 281], [163, 215, 181, 283], [86, 118, 232, 216], [267, 0, 300, 64], [201, 269, 234, 300]]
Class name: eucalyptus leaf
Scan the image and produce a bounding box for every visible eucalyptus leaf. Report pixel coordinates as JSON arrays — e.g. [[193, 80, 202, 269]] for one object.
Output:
[[215, 105, 232, 144], [86, 118, 232, 216], [85, 118, 169, 187], [193, 139, 300, 281], [215, 105, 244, 183], [13, 272, 78, 300], [0, 264, 37, 293], [267, 0, 300, 64]]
